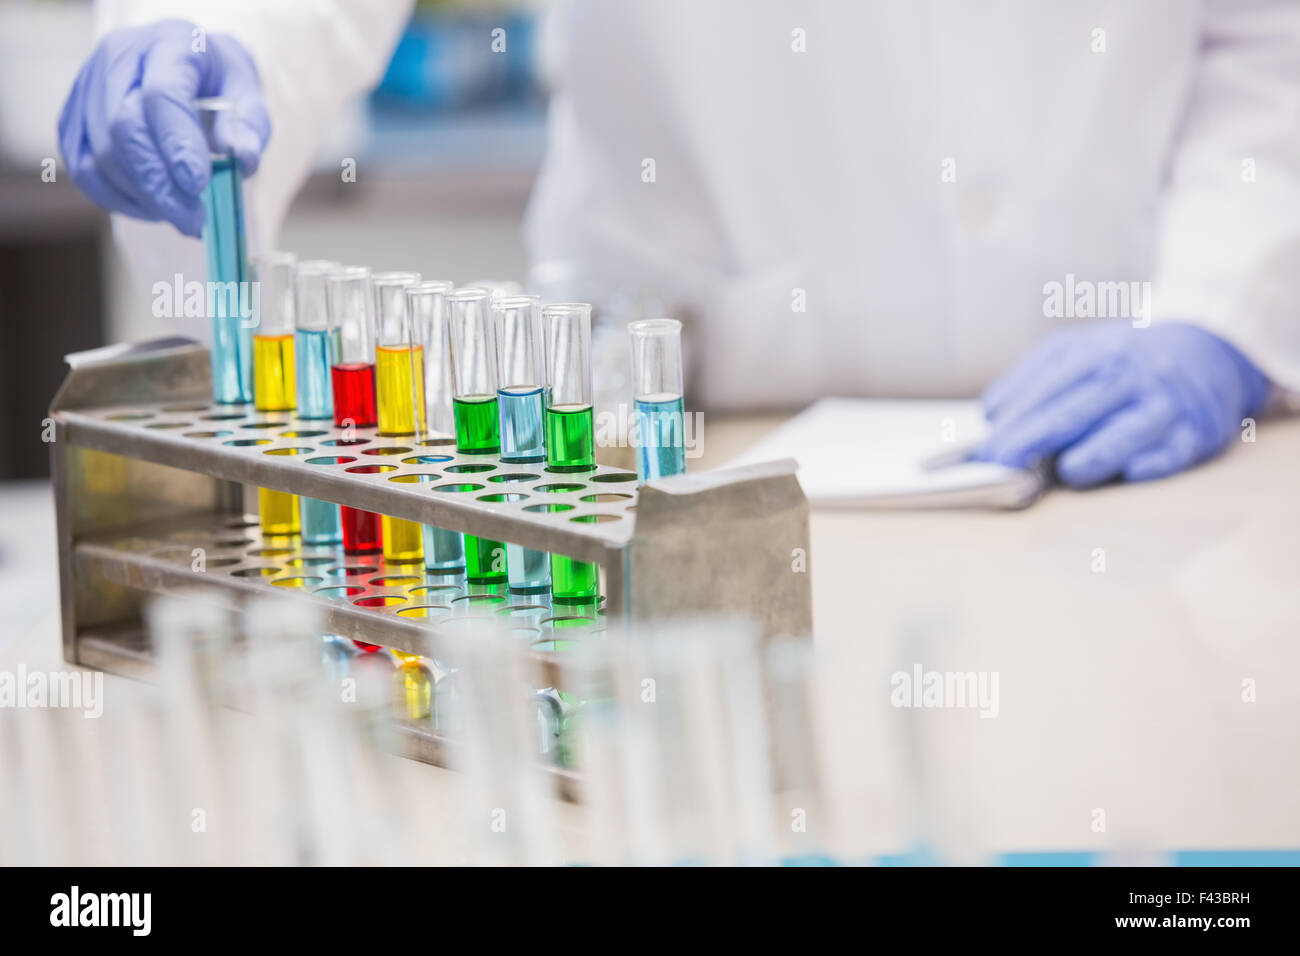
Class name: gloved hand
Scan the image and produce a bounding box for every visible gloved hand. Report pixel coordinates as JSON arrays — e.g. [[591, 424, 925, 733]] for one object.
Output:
[[977, 322, 1271, 487], [58, 20, 270, 237]]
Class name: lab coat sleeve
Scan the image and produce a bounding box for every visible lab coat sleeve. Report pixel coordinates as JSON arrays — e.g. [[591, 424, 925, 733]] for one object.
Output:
[[1150, 0, 1300, 393], [96, 0, 412, 340]]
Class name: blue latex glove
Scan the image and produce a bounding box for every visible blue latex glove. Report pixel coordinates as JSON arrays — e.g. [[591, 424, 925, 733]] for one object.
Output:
[[58, 20, 270, 237], [977, 322, 1271, 487]]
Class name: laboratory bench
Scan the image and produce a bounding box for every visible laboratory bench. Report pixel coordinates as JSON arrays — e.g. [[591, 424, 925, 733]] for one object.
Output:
[[2, 411, 1297, 864]]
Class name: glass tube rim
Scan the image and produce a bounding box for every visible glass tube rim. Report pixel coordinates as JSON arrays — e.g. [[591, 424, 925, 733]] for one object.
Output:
[[251, 251, 296, 335], [294, 260, 339, 331], [328, 264, 371, 281], [495, 293, 540, 310], [448, 286, 490, 303], [542, 301, 592, 318], [628, 316, 682, 337], [408, 279, 455, 296], [372, 270, 421, 288]]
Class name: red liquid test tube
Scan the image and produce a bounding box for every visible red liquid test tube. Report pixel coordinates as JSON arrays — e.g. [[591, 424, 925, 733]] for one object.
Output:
[[326, 269, 384, 555]]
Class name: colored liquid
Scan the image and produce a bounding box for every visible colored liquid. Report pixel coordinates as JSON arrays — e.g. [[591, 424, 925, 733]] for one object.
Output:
[[376, 344, 425, 436], [454, 395, 501, 454], [259, 487, 300, 536], [295, 327, 336, 420], [423, 525, 465, 573], [201, 155, 253, 404], [332, 361, 379, 552], [499, 386, 549, 589], [396, 660, 433, 720], [634, 394, 687, 484], [498, 386, 545, 462], [546, 403, 597, 602], [507, 542, 551, 592], [341, 507, 382, 554], [545, 404, 595, 472], [330, 363, 377, 428], [466, 536, 507, 584], [382, 515, 424, 564], [453, 394, 505, 583], [253, 332, 298, 534], [253, 333, 296, 411], [551, 552, 598, 604], [300, 496, 342, 545]]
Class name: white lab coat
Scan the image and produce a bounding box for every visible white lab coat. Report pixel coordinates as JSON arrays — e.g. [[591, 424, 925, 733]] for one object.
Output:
[[102, 0, 1300, 409]]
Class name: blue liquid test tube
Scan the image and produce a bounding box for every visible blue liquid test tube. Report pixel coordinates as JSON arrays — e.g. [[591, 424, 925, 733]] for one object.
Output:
[[494, 294, 550, 593], [294, 259, 341, 420], [196, 99, 253, 405], [628, 318, 687, 484], [294, 260, 343, 545], [407, 281, 465, 573]]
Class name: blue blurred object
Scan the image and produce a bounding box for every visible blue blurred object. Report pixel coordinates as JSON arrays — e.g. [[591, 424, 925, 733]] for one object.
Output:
[[977, 322, 1272, 487], [374, 10, 538, 112]]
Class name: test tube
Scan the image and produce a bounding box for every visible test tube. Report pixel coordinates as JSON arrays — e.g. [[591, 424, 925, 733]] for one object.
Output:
[[449, 288, 508, 585], [495, 294, 550, 593], [294, 260, 340, 419], [628, 318, 687, 484], [407, 281, 465, 574], [543, 303, 599, 604], [372, 271, 424, 564], [295, 259, 342, 545], [325, 266, 382, 554], [196, 98, 253, 405], [251, 251, 300, 537]]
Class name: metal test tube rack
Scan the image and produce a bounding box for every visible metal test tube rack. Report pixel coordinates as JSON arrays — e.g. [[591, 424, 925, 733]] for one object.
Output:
[[50, 339, 812, 778]]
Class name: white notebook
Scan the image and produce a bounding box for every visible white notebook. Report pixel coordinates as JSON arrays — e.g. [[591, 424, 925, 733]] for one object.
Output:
[[726, 398, 1048, 509]]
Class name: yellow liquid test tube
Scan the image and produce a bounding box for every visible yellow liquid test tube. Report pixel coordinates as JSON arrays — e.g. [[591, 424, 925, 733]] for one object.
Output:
[[376, 344, 426, 435], [381, 515, 424, 564], [372, 275, 425, 564], [253, 333, 296, 409], [252, 254, 300, 537], [258, 489, 300, 536], [374, 335, 423, 564], [392, 653, 433, 720], [377, 345, 425, 562]]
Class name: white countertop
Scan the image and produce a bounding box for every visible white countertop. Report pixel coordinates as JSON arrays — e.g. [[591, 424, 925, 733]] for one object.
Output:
[[2, 414, 1297, 863]]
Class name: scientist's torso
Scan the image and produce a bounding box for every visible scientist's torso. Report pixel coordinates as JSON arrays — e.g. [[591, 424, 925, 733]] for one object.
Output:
[[525, 0, 1200, 408]]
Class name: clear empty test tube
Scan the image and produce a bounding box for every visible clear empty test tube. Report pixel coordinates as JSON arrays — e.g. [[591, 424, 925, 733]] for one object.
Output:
[[494, 294, 550, 593], [544, 303, 599, 605], [372, 271, 424, 564], [251, 251, 300, 537], [628, 318, 687, 484], [406, 280, 465, 574], [449, 288, 508, 585], [326, 266, 382, 554], [196, 98, 253, 405], [295, 259, 343, 545]]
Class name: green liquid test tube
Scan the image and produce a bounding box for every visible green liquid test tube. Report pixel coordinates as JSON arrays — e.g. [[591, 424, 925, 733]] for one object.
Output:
[[543, 302, 599, 604], [449, 288, 507, 584]]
